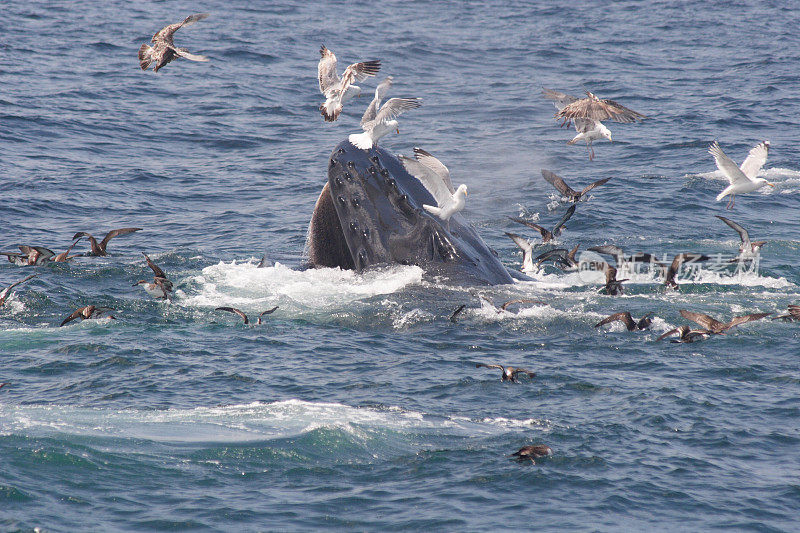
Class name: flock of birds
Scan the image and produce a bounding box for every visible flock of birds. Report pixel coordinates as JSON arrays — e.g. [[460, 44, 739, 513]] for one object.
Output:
[[2, 13, 797, 463]]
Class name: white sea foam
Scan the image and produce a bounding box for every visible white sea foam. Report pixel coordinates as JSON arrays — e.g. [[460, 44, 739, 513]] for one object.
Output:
[[0, 399, 544, 443], [178, 261, 424, 311]]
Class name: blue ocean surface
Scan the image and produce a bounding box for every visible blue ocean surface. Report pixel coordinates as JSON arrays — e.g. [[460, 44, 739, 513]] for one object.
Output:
[[2, 1, 799, 530]]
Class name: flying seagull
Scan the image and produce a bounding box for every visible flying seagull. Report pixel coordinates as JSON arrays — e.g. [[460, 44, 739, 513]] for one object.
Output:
[[401, 148, 468, 223], [350, 94, 421, 150], [318, 46, 381, 122], [595, 311, 652, 331], [772, 304, 800, 322], [72, 228, 141, 256], [215, 306, 279, 324], [475, 363, 536, 382], [509, 204, 575, 244], [679, 309, 770, 334], [0, 274, 36, 308], [662, 253, 710, 290], [60, 305, 116, 327], [541, 170, 612, 203], [511, 444, 553, 464], [133, 253, 173, 300], [139, 13, 210, 72], [715, 215, 766, 261], [708, 141, 774, 209]]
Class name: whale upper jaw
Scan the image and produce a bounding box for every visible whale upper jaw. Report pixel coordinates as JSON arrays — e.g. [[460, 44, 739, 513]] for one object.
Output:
[[305, 139, 517, 286]]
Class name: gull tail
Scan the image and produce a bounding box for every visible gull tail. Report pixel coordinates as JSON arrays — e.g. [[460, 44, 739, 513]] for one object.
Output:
[[348, 132, 373, 150], [320, 100, 341, 122], [423, 204, 442, 217], [138, 43, 153, 70]]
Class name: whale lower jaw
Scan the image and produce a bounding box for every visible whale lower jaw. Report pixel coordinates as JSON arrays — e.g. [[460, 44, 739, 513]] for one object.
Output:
[[305, 140, 516, 285]]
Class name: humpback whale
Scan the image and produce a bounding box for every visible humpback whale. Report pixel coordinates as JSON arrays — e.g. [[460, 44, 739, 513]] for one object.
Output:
[[305, 140, 517, 285]]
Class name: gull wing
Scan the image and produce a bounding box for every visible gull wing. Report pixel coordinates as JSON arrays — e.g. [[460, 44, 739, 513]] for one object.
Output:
[[739, 141, 770, 179], [708, 142, 752, 186], [556, 93, 646, 123], [361, 76, 393, 126], [341, 60, 381, 87], [542, 88, 578, 111], [574, 117, 600, 134], [541, 169, 578, 198], [363, 97, 422, 131], [171, 48, 209, 62], [679, 309, 725, 332], [414, 148, 454, 194], [715, 215, 750, 248], [318, 45, 339, 94], [400, 155, 452, 207], [504, 232, 534, 255], [551, 204, 576, 236]]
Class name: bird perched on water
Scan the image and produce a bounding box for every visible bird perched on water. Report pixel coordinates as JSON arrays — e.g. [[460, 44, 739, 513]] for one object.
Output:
[[511, 444, 553, 464], [401, 148, 468, 223], [476, 363, 536, 382], [52, 240, 81, 262], [599, 264, 627, 295], [60, 305, 116, 327], [678, 309, 770, 334], [508, 204, 575, 245], [139, 13, 210, 72], [540, 170, 612, 203], [72, 228, 141, 256], [0, 274, 36, 308], [349, 85, 421, 149], [715, 215, 766, 261], [133, 253, 173, 300], [708, 141, 774, 209], [661, 253, 710, 290], [318, 46, 381, 122], [1, 246, 55, 266], [656, 325, 712, 343], [772, 305, 800, 322], [543, 89, 645, 160], [595, 311, 652, 331], [215, 306, 278, 324]]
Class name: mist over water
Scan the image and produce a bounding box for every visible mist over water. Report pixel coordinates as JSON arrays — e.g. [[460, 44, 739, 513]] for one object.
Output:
[[2, 1, 799, 530]]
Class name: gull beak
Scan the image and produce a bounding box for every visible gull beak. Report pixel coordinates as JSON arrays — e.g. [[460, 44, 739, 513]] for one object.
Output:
[[767, 182, 775, 188], [396, 127, 400, 134]]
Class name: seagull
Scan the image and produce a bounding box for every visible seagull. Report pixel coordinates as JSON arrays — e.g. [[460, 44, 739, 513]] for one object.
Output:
[[0, 274, 36, 308], [60, 305, 116, 327], [662, 253, 710, 290], [139, 13, 210, 72], [679, 309, 770, 334], [2, 246, 55, 266], [318, 46, 381, 122], [510, 444, 552, 464], [772, 304, 800, 322], [595, 311, 653, 331], [72, 228, 141, 256], [401, 148, 467, 223], [508, 204, 575, 244], [349, 90, 421, 149], [543, 89, 645, 160], [475, 363, 536, 382], [215, 306, 279, 324], [708, 141, 774, 209], [657, 325, 713, 343], [599, 264, 627, 295], [534, 245, 580, 271], [715, 216, 766, 260], [449, 304, 467, 323], [540, 170, 612, 203], [133, 253, 173, 300]]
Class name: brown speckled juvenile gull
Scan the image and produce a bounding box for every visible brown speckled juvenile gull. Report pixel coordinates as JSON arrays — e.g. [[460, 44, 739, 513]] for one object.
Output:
[[139, 14, 210, 73]]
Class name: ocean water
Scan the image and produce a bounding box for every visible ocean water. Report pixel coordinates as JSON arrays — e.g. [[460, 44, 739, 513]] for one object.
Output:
[[2, 1, 800, 531]]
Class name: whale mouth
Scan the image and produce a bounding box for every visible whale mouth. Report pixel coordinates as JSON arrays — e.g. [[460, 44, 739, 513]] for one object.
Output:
[[305, 140, 515, 286]]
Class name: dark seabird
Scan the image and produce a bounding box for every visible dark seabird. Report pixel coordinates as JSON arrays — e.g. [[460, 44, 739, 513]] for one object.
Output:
[[134, 253, 173, 300], [534, 245, 580, 271], [679, 309, 770, 334], [139, 13, 210, 73], [715, 215, 766, 261], [500, 298, 546, 311], [73, 228, 141, 256], [53, 240, 81, 262], [657, 325, 712, 343], [541, 170, 612, 203], [772, 304, 800, 321], [215, 306, 278, 325], [509, 204, 575, 245], [599, 265, 627, 295], [2, 246, 55, 266], [511, 444, 553, 464], [595, 311, 652, 331], [318, 45, 381, 122], [449, 304, 467, 323], [588, 244, 658, 267], [60, 305, 116, 327], [0, 274, 36, 308], [662, 253, 710, 290], [475, 363, 536, 382]]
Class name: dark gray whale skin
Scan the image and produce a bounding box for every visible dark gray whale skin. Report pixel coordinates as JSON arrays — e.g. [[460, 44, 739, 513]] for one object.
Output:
[[315, 140, 517, 285]]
